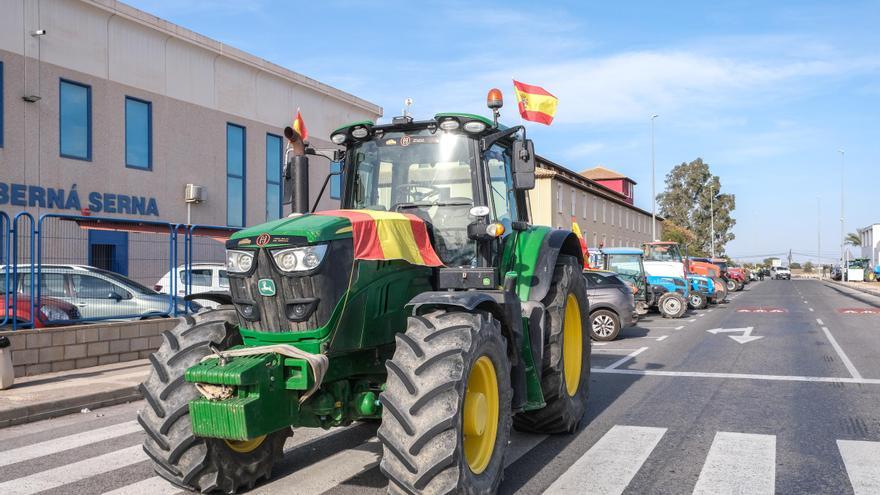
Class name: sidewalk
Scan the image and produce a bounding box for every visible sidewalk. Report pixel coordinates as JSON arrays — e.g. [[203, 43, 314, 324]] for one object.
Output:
[[824, 279, 880, 299], [0, 359, 148, 428]]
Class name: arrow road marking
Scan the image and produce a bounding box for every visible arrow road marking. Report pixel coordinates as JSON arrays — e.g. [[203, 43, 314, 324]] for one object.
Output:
[[707, 326, 764, 344]]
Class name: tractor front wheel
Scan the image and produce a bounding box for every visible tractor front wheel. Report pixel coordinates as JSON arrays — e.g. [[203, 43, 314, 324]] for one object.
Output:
[[379, 309, 512, 495], [658, 292, 687, 318], [689, 291, 708, 310], [514, 254, 590, 434], [137, 307, 290, 493]]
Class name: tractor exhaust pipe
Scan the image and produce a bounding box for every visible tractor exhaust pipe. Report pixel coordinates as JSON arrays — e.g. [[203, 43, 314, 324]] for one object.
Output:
[[283, 126, 309, 214]]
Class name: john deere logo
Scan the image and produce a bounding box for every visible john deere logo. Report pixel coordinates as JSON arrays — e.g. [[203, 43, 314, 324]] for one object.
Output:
[[256, 233, 271, 247], [258, 278, 276, 297]]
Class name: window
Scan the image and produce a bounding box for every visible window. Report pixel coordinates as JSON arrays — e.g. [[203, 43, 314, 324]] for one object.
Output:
[[0, 61, 4, 148], [570, 188, 576, 216], [610, 203, 614, 226], [593, 232, 598, 249], [593, 197, 598, 221], [266, 133, 283, 221], [486, 144, 519, 232], [602, 200, 607, 223], [60, 79, 92, 160], [226, 124, 246, 227], [582, 193, 587, 218], [71, 275, 128, 299], [179, 269, 212, 287], [125, 97, 152, 170], [219, 270, 229, 288], [556, 184, 563, 212], [18, 273, 67, 297]]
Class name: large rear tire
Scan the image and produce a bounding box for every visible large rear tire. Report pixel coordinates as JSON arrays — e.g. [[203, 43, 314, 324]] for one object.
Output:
[[713, 278, 728, 302], [379, 309, 513, 495], [137, 307, 291, 493], [514, 254, 590, 434]]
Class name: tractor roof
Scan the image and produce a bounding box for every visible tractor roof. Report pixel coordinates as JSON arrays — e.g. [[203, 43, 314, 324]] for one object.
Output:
[[601, 248, 643, 255], [332, 112, 502, 137]]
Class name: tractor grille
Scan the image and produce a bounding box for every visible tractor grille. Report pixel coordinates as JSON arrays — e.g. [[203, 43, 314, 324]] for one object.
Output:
[[228, 240, 353, 333]]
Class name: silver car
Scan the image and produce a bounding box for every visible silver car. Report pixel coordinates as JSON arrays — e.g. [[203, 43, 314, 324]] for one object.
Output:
[[10, 264, 191, 322], [583, 270, 637, 341]]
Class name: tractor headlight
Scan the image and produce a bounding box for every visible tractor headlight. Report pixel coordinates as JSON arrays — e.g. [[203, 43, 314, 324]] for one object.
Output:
[[272, 245, 328, 272], [331, 133, 347, 145], [463, 120, 487, 133], [226, 250, 255, 273]]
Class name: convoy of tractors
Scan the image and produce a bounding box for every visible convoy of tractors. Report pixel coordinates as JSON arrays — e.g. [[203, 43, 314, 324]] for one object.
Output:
[[136, 90, 754, 494]]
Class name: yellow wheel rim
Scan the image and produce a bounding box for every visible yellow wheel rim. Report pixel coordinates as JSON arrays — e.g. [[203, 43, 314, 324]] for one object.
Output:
[[463, 355, 500, 474], [224, 435, 266, 453], [563, 293, 583, 397]]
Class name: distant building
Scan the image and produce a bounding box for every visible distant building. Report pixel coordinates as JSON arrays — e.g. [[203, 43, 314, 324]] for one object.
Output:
[[858, 224, 880, 265], [528, 157, 662, 250]]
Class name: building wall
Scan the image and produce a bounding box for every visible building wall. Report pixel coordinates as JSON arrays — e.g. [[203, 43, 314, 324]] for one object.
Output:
[[529, 172, 661, 250], [0, 0, 382, 228], [859, 224, 880, 265]]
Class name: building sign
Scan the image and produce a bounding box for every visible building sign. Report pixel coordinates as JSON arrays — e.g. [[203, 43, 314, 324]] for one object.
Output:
[[0, 182, 160, 217]]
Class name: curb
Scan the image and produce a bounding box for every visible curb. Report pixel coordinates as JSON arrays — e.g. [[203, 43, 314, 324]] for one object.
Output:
[[0, 385, 142, 429], [823, 280, 880, 299]]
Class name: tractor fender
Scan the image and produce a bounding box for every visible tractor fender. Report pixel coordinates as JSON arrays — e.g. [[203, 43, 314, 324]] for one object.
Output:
[[527, 229, 584, 303], [406, 290, 527, 411]]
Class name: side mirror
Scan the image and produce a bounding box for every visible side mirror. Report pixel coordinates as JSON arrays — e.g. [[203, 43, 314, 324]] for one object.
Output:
[[282, 161, 293, 205], [108, 292, 122, 302], [329, 161, 343, 200], [511, 139, 535, 190]]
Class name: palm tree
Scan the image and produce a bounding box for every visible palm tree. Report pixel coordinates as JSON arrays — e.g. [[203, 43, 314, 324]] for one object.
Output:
[[845, 232, 861, 247]]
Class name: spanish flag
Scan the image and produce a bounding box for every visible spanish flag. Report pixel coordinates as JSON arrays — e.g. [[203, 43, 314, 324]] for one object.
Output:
[[513, 80, 558, 125], [571, 216, 590, 268], [292, 109, 308, 142], [317, 210, 443, 267]]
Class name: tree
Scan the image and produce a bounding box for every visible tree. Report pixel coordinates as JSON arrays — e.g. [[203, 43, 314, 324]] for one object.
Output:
[[660, 221, 702, 254], [803, 261, 814, 273], [790, 262, 802, 270], [845, 232, 861, 247], [657, 158, 736, 256]]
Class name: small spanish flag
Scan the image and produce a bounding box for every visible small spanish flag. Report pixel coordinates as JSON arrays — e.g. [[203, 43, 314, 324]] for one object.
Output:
[[292, 108, 308, 142], [316, 209, 443, 267], [513, 80, 558, 125], [571, 216, 590, 268]]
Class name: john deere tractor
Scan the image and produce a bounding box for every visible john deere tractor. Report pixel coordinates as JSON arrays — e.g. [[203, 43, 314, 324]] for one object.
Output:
[[138, 91, 590, 494]]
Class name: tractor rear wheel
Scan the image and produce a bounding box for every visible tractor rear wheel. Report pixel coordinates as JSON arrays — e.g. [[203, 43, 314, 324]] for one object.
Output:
[[713, 278, 728, 302], [514, 254, 590, 434], [379, 309, 512, 495], [137, 307, 290, 493]]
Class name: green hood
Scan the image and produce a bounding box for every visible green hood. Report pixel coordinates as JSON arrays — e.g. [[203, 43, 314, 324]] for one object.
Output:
[[230, 213, 353, 248]]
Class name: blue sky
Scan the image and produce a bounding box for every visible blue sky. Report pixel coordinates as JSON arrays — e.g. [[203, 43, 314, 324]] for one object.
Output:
[[128, 0, 880, 262]]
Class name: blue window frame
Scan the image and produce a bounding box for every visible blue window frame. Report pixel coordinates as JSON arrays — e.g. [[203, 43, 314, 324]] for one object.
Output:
[[59, 79, 92, 161], [265, 133, 283, 221], [125, 97, 152, 170], [227, 124, 246, 227], [0, 61, 4, 148]]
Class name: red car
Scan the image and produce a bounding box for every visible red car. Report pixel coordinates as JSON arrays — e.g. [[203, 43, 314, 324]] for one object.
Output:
[[1, 294, 80, 328]]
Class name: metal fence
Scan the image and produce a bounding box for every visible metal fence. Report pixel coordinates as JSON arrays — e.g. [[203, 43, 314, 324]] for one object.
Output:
[[1, 211, 239, 329]]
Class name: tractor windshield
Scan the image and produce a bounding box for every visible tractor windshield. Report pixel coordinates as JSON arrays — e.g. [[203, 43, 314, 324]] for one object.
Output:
[[606, 254, 644, 283], [644, 244, 682, 262], [348, 129, 478, 266]]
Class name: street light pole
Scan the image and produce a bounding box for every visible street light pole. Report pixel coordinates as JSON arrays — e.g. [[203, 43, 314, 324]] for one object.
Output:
[[838, 149, 845, 269], [651, 114, 659, 241], [710, 184, 715, 258], [817, 196, 821, 277]]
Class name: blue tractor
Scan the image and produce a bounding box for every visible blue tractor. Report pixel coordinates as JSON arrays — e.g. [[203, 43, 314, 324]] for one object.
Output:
[[595, 248, 689, 318]]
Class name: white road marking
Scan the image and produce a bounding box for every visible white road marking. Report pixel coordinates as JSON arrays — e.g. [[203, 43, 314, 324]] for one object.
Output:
[[543, 425, 666, 495], [821, 326, 862, 379], [0, 445, 147, 495], [804, 300, 808, 304], [657, 335, 669, 342], [0, 420, 141, 467], [688, 319, 697, 322], [692, 432, 775, 495], [591, 368, 880, 385], [707, 326, 763, 344], [817, 318, 824, 325], [707, 309, 714, 313], [102, 476, 180, 495], [593, 342, 609, 346], [257, 438, 382, 494], [809, 308, 814, 312], [605, 347, 649, 370], [675, 326, 684, 330], [697, 313, 706, 317], [837, 439, 880, 495]]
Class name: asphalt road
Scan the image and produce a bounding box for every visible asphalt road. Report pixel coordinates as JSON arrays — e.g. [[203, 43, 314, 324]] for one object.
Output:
[[1, 279, 878, 494]]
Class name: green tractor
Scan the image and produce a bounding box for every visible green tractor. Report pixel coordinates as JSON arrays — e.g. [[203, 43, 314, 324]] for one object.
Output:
[[138, 92, 590, 494]]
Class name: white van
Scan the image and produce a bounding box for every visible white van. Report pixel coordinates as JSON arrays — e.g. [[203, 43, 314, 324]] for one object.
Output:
[[155, 263, 229, 308]]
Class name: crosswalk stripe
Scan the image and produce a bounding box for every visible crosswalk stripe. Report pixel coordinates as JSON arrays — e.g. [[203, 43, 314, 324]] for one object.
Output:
[[837, 439, 880, 494], [0, 445, 147, 495], [101, 475, 181, 495], [692, 432, 775, 495], [543, 425, 666, 495], [0, 420, 141, 467], [257, 437, 382, 494]]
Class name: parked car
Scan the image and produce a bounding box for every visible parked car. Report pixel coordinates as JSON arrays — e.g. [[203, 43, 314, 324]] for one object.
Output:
[[774, 266, 791, 280], [1, 294, 80, 328], [7, 264, 193, 321], [155, 263, 229, 308], [583, 270, 637, 341]]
